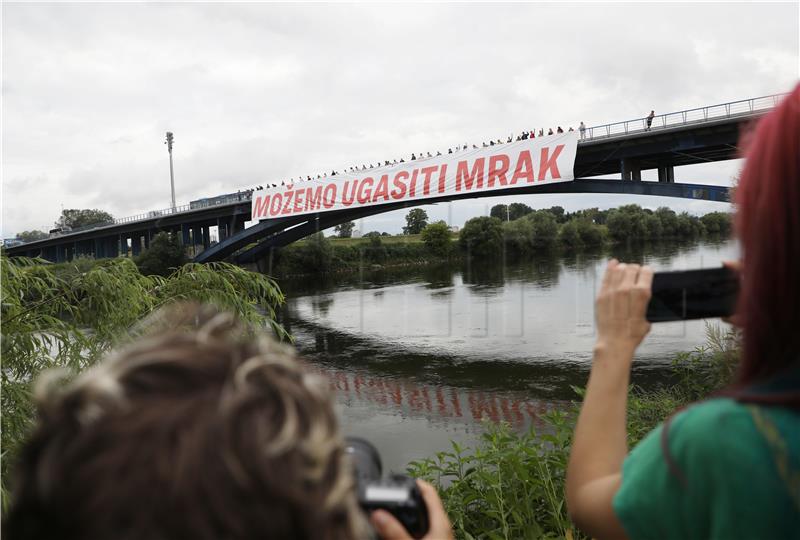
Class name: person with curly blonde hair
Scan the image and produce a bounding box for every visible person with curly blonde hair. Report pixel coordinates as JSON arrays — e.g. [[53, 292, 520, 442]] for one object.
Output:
[[4, 303, 452, 540]]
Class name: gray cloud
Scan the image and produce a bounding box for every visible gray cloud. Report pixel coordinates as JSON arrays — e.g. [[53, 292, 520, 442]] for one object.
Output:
[[2, 2, 798, 236]]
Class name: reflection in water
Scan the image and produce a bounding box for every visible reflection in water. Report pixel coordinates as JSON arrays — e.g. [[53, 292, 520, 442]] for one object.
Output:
[[279, 239, 737, 471]]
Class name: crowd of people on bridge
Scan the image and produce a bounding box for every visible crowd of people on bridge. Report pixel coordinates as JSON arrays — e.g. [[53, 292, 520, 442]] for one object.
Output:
[[251, 123, 587, 191]]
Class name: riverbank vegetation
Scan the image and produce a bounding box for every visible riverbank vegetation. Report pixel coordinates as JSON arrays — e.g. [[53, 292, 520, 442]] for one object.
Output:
[[408, 325, 740, 540], [270, 204, 730, 277], [0, 256, 287, 508]]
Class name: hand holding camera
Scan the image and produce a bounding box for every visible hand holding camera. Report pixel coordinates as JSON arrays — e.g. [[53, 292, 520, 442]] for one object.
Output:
[[345, 437, 452, 540]]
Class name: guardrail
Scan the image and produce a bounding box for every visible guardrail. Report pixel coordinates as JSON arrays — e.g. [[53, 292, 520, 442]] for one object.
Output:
[[579, 93, 785, 142]]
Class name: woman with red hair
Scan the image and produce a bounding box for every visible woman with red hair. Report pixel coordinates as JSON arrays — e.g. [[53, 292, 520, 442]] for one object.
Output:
[[566, 85, 800, 540]]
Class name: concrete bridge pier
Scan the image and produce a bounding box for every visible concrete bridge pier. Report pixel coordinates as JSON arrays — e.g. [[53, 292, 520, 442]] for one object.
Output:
[[201, 226, 211, 250], [658, 164, 675, 183], [620, 158, 642, 181], [131, 235, 143, 257]]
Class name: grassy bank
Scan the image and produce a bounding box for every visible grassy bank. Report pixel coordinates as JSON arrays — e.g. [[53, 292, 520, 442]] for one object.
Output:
[[408, 325, 740, 540]]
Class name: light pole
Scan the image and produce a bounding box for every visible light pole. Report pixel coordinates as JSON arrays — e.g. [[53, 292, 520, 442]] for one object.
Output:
[[165, 131, 176, 210]]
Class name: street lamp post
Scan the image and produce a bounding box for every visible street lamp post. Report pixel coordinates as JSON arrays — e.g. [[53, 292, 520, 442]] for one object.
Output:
[[165, 132, 176, 211]]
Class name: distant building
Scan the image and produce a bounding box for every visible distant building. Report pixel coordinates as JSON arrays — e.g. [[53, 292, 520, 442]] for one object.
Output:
[[352, 230, 363, 238]]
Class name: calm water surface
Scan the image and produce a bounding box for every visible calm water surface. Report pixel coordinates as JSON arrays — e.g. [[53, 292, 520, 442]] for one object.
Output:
[[278, 239, 737, 473]]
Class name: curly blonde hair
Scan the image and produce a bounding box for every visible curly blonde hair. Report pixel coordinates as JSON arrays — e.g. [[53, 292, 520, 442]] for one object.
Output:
[[6, 303, 368, 540]]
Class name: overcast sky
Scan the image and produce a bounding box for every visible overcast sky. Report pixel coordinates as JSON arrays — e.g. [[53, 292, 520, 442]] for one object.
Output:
[[3, 2, 798, 237]]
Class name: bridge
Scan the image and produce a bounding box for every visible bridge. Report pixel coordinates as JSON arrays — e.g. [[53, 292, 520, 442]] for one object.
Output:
[[6, 93, 783, 264]]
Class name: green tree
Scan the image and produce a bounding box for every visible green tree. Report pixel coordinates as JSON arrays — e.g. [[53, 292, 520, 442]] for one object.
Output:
[[576, 219, 606, 246], [1, 257, 287, 502], [526, 210, 559, 249], [334, 221, 355, 238], [643, 213, 664, 238], [606, 205, 647, 241], [134, 232, 189, 277], [490, 204, 508, 221], [559, 220, 582, 248], [655, 207, 679, 237], [56, 208, 114, 229], [16, 230, 48, 243], [403, 208, 429, 235], [503, 218, 534, 256], [490, 203, 533, 221], [546, 205, 567, 223], [509, 203, 534, 221], [421, 221, 452, 257], [675, 212, 705, 237], [700, 212, 732, 236], [459, 216, 503, 258]]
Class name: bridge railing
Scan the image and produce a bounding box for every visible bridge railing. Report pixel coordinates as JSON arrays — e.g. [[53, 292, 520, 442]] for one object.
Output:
[[581, 93, 786, 142]]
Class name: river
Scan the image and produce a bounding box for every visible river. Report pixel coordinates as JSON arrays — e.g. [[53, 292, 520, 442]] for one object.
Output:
[[278, 238, 737, 474]]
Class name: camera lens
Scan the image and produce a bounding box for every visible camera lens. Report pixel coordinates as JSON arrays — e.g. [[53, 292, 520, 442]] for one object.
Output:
[[344, 437, 382, 484]]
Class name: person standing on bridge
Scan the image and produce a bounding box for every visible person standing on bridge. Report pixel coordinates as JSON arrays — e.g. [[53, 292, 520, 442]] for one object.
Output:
[[646, 110, 655, 131], [566, 85, 800, 540], [579, 121, 586, 140]]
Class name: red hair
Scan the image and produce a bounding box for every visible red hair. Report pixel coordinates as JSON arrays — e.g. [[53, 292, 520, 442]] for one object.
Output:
[[734, 84, 800, 390]]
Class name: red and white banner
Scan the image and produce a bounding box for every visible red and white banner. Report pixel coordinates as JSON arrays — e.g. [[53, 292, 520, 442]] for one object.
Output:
[[251, 132, 578, 220]]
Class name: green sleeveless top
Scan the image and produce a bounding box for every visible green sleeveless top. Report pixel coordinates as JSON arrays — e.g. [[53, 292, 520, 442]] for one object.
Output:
[[613, 397, 800, 540]]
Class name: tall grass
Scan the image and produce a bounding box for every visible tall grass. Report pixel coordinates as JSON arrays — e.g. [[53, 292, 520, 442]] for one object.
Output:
[[408, 324, 740, 540]]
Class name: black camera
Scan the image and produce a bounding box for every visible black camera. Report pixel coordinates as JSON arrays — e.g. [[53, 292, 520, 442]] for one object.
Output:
[[344, 437, 430, 539]]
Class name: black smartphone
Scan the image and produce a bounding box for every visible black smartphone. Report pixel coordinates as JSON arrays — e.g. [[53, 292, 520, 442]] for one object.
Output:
[[646, 267, 739, 322]]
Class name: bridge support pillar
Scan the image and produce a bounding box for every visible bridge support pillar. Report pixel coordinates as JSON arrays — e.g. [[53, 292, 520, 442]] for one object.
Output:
[[620, 158, 641, 181], [658, 164, 675, 183], [106, 237, 118, 258], [232, 217, 246, 235], [202, 226, 211, 250], [132, 235, 142, 256], [181, 224, 191, 247], [217, 218, 228, 241]]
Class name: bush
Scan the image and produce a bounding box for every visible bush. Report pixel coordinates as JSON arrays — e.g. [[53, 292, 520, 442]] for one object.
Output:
[[292, 232, 333, 273], [134, 232, 188, 277], [421, 221, 452, 257], [409, 416, 574, 540], [459, 217, 504, 258]]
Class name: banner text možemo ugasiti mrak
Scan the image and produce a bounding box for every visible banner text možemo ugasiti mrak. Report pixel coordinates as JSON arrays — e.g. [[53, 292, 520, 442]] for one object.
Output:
[[251, 132, 578, 220]]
